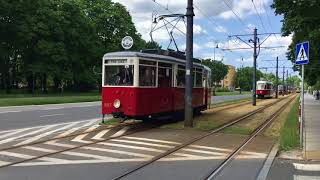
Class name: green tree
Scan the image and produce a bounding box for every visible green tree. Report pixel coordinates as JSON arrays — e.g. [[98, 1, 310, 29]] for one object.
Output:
[[272, 0, 320, 86], [0, 0, 146, 93], [236, 67, 263, 91], [144, 41, 162, 49], [202, 59, 228, 86], [287, 75, 301, 87]]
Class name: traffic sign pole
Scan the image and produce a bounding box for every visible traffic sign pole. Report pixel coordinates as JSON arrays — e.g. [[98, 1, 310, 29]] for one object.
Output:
[[295, 41, 309, 149], [300, 65, 304, 148]]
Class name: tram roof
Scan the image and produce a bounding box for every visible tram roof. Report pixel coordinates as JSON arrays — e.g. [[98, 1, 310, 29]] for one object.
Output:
[[103, 51, 211, 71]]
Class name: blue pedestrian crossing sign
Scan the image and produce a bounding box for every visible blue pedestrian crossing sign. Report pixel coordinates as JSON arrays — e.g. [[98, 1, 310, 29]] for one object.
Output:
[[296, 41, 309, 65]]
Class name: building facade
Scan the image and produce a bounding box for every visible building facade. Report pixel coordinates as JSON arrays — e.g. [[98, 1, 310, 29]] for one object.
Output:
[[220, 65, 237, 91]]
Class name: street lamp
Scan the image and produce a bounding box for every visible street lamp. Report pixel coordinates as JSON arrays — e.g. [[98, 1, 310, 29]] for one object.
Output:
[[213, 43, 219, 61]]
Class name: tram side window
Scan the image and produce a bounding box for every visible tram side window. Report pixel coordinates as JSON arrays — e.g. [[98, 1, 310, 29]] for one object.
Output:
[[177, 69, 185, 87], [139, 65, 156, 87], [104, 65, 134, 86], [158, 63, 172, 87], [195, 69, 203, 87]]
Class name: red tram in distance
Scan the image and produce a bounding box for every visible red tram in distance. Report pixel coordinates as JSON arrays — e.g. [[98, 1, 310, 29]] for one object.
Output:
[[101, 50, 211, 121], [256, 80, 274, 99]]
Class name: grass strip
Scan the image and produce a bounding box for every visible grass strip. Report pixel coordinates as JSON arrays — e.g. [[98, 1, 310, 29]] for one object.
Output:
[[100, 118, 120, 126], [0, 95, 101, 107], [222, 126, 252, 135], [211, 98, 251, 108], [279, 97, 300, 151], [214, 91, 251, 96]]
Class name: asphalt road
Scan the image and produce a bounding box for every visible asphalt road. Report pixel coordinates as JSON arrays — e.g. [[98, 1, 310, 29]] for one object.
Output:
[[0, 102, 101, 131], [0, 94, 251, 131], [0, 128, 274, 180]]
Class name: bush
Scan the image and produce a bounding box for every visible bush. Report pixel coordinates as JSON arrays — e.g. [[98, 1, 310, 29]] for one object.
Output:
[[215, 87, 230, 92]]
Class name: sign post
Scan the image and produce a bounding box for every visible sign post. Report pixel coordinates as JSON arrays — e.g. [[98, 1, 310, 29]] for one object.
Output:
[[296, 41, 309, 148]]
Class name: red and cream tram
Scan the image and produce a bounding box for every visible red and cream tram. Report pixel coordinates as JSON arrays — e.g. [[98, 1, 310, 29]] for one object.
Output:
[[256, 80, 273, 99], [101, 50, 211, 120]]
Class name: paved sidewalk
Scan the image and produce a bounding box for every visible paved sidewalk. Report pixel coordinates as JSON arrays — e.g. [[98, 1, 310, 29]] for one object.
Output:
[[304, 93, 320, 159]]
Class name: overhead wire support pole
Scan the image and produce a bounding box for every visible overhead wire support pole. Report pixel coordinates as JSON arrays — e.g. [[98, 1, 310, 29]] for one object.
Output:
[[184, 0, 194, 128], [227, 30, 283, 106], [283, 66, 285, 95], [276, 57, 279, 99], [252, 28, 257, 106]]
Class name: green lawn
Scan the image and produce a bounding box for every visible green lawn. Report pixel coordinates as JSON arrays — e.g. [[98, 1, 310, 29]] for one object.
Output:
[[210, 98, 251, 108], [214, 91, 251, 96], [0, 93, 101, 107], [279, 97, 300, 151]]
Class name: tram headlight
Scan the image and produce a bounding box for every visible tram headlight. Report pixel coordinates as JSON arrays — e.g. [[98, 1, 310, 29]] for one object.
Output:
[[113, 99, 121, 109]]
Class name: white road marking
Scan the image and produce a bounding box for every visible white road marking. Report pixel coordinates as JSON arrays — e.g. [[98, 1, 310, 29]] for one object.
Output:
[[82, 146, 152, 158], [0, 151, 69, 163], [294, 175, 320, 180], [0, 151, 34, 159], [61, 151, 117, 160], [15, 122, 79, 146], [43, 107, 64, 110], [160, 156, 227, 161], [72, 134, 93, 144], [189, 145, 232, 152], [45, 141, 76, 148], [0, 128, 31, 140], [0, 110, 21, 114], [0, 118, 100, 135], [110, 127, 130, 137], [0, 160, 9, 166], [39, 113, 64, 118], [54, 118, 100, 138], [0, 125, 55, 145], [174, 153, 209, 158], [99, 142, 165, 153], [294, 163, 320, 171], [91, 129, 111, 140], [110, 139, 174, 148], [124, 136, 180, 145], [15, 158, 147, 166], [71, 124, 100, 143], [182, 148, 226, 156], [23, 146, 55, 153], [256, 143, 279, 180]]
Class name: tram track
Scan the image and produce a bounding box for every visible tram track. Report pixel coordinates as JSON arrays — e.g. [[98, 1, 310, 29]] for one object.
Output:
[[210, 98, 262, 113], [110, 95, 295, 180], [202, 95, 297, 180], [0, 95, 293, 170]]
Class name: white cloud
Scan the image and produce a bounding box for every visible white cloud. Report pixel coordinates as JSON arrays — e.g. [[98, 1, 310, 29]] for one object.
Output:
[[214, 25, 228, 33], [218, 0, 271, 20], [260, 34, 292, 58]]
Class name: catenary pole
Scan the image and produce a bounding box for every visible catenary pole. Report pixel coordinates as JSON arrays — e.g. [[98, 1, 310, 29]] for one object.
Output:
[[184, 0, 194, 127], [276, 56, 279, 99], [252, 28, 257, 106], [283, 66, 285, 95]]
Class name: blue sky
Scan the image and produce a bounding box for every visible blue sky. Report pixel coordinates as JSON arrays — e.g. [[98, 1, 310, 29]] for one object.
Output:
[[113, 0, 298, 77]]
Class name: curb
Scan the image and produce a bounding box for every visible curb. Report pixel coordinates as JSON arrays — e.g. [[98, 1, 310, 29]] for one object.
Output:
[[256, 142, 279, 180]]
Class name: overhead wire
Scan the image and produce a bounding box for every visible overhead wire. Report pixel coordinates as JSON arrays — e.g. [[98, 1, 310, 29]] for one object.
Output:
[[222, 0, 252, 32], [251, 0, 268, 33]]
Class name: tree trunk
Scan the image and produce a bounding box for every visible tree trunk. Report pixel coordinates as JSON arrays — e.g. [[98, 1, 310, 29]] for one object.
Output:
[[42, 73, 47, 93]]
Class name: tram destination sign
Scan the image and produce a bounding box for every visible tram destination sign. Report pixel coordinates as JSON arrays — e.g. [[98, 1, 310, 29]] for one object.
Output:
[[105, 59, 127, 64]]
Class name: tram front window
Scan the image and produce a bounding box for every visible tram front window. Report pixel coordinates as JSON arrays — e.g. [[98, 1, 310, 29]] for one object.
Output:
[[104, 65, 134, 86], [257, 83, 266, 90]]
